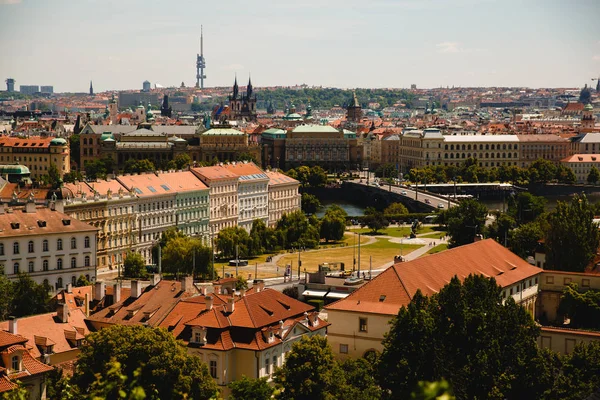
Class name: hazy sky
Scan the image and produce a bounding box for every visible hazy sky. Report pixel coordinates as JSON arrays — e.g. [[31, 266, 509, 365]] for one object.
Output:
[[0, 0, 599, 92]]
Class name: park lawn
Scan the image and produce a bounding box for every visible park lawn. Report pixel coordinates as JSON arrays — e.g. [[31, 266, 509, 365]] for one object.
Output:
[[321, 233, 371, 248], [349, 225, 443, 238], [424, 243, 449, 255], [276, 237, 423, 273], [420, 231, 447, 239]]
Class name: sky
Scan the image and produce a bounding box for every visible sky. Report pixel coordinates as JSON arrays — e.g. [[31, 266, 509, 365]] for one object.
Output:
[[0, 0, 599, 92]]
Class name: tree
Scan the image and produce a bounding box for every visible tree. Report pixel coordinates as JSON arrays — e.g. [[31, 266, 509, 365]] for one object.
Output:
[[276, 210, 320, 249], [235, 275, 248, 291], [550, 342, 600, 400], [529, 158, 557, 184], [339, 357, 382, 400], [215, 226, 251, 259], [124, 159, 155, 174], [375, 163, 397, 179], [10, 273, 51, 317], [508, 221, 544, 259], [362, 207, 389, 234], [445, 199, 488, 248], [87, 360, 146, 400], [123, 252, 146, 279], [301, 193, 321, 215], [308, 166, 328, 187], [62, 170, 84, 184], [377, 275, 545, 400], [69, 134, 81, 169], [555, 164, 576, 184], [282, 286, 298, 299], [0, 269, 14, 321], [545, 194, 600, 272], [84, 157, 114, 180], [229, 376, 273, 400], [588, 166, 600, 185], [71, 325, 218, 400], [486, 212, 515, 246], [273, 335, 343, 400], [507, 192, 546, 224], [48, 163, 61, 188], [319, 205, 347, 242], [235, 152, 258, 164], [76, 274, 91, 287], [384, 202, 409, 216], [173, 153, 191, 170], [557, 283, 600, 330]]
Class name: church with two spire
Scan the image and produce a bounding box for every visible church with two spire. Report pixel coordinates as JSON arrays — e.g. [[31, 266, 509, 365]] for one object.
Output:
[[228, 76, 257, 121]]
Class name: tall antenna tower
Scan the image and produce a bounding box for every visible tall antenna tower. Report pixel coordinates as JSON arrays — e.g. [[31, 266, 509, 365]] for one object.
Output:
[[196, 26, 206, 89]]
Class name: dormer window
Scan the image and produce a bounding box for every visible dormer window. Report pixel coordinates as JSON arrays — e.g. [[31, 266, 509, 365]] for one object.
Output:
[[11, 355, 20, 372], [191, 327, 207, 345]]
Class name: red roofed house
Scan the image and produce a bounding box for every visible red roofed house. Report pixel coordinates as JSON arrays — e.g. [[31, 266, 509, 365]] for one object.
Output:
[[0, 320, 53, 399], [325, 239, 542, 359], [159, 283, 328, 394]]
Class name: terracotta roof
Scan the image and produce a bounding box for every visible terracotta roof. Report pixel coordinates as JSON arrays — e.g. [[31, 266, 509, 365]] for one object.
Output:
[[86, 280, 196, 328], [155, 171, 207, 192], [220, 162, 268, 180], [0, 309, 90, 359], [326, 239, 542, 315], [116, 173, 175, 198], [516, 134, 568, 143], [0, 184, 49, 202], [0, 376, 17, 393], [266, 171, 299, 186], [0, 137, 53, 148], [191, 165, 239, 182], [561, 154, 600, 163], [54, 286, 93, 312], [85, 179, 130, 197], [540, 326, 600, 338], [0, 330, 27, 348], [0, 206, 97, 238]]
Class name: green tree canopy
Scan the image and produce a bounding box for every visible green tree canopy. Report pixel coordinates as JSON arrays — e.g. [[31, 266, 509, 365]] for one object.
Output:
[[508, 221, 544, 259], [384, 202, 409, 216], [587, 166, 600, 185], [507, 192, 546, 224], [228, 376, 273, 400], [76, 274, 91, 287], [529, 158, 557, 184], [544, 194, 600, 272], [123, 252, 146, 279], [124, 159, 156, 174], [173, 153, 192, 170], [71, 325, 218, 400], [301, 193, 321, 215], [273, 335, 343, 400], [557, 283, 600, 330], [320, 205, 347, 242], [445, 199, 488, 248], [362, 207, 389, 234], [377, 275, 546, 400]]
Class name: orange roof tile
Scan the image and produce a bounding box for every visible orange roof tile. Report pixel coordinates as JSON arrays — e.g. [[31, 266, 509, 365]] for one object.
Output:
[[0, 206, 97, 238], [326, 239, 542, 315], [191, 165, 239, 182]]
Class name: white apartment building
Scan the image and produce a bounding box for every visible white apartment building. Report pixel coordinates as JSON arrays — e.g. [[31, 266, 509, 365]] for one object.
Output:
[[0, 200, 97, 291], [222, 162, 269, 232], [191, 165, 239, 236], [265, 171, 301, 227], [117, 173, 177, 264]]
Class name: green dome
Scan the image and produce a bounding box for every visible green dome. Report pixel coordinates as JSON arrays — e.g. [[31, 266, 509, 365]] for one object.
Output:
[[0, 165, 30, 174], [50, 138, 67, 145], [584, 103, 594, 112]]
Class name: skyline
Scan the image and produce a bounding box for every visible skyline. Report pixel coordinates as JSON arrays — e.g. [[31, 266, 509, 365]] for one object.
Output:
[[0, 0, 599, 92]]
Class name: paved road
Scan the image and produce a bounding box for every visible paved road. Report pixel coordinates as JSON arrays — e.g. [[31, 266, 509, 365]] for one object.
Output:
[[350, 179, 459, 210]]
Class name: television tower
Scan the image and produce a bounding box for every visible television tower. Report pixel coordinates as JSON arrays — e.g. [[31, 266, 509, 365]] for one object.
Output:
[[196, 26, 206, 89]]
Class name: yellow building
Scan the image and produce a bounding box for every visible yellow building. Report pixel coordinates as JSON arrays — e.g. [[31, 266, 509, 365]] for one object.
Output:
[[325, 239, 542, 359], [0, 136, 70, 179], [560, 154, 600, 183], [265, 170, 301, 227]]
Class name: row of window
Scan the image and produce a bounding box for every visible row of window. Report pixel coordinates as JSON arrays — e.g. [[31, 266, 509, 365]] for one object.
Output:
[[444, 152, 518, 160], [0, 237, 91, 255], [11, 256, 91, 274], [139, 201, 174, 212], [445, 143, 518, 151]]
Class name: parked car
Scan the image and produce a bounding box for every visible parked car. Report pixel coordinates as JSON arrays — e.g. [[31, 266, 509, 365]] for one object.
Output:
[[437, 203, 445, 209], [401, 190, 407, 195], [425, 198, 431, 204]]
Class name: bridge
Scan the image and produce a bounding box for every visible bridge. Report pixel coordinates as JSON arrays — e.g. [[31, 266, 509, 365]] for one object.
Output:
[[344, 180, 460, 212]]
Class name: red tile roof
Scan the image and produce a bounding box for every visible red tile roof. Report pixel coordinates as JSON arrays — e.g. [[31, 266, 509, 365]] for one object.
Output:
[[0, 206, 97, 238], [326, 239, 542, 315], [191, 165, 239, 182]]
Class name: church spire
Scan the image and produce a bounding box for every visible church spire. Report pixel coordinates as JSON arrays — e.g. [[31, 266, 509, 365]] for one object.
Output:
[[233, 75, 239, 99], [247, 75, 253, 99], [89, 80, 94, 96]]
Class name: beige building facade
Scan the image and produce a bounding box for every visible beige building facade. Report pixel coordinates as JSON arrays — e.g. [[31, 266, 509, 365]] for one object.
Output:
[[0, 136, 69, 179], [265, 171, 301, 227]]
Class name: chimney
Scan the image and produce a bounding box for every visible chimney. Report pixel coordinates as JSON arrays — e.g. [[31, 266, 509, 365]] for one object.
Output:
[[309, 312, 319, 327], [226, 297, 235, 313], [58, 303, 69, 323], [54, 200, 64, 213], [130, 280, 142, 299], [94, 281, 105, 301], [254, 280, 265, 293], [8, 316, 17, 335], [151, 273, 161, 286], [205, 295, 213, 311], [84, 293, 90, 317], [278, 320, 284, 337], [181, 276, 194, 294], [25, 200, 36, 213], [66, 283, 73, 294], [214, 285, 221, 295], [113, 283, 121, 304]]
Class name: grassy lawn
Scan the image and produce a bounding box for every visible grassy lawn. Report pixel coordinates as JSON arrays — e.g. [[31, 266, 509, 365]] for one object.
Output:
[[349, 225, 443, 238], [275, 237, 423, 273], [424, 243, 449, 256], [420, 231, 447, 239]]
